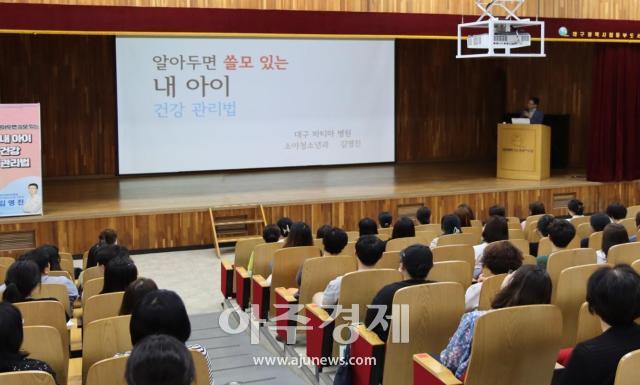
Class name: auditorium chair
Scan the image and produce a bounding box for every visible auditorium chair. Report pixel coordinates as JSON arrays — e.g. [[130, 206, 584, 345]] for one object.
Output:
[[84, 266, 104, 283], [0, 371, 57, 385], [633, 260, 640, 274], [547, 248, 597, 295], [508, 228, 525, 240], [252, 246, 321, 319], [22, 325, 68, 385], [48, 270, 73, 282], [588, 231, 603, 250], [83, 277, 105, 306], [14, 301, 69, 353], [378, 227, 392, 236], [378, 251, 402, 270], [619, 218, 637, 237], [415, 224, 441, 233], [339, 241, 357, 258], [607, 242, 640, 266], [522, 254, 538, 266], [507, 217, 521, 230], [0, 256, 15, 266], [577, 222, 594, 240], [507, 238, 529, 255], [376, 233, 391, 241], [346, 231, 360, 241], [350, 283, 464, 385], [614, 349, 640, 385], [59, 258, 75, 280], [83, 250, 90, 270], [82, 315, 132, 384], [305, 269, 402, 368], [84, 291, 125, 327], [87, 356, 128, 385], [537, 236, 581, 257], [576, 302, 602, 344], [220, 237, 263, 300], [59, 251, 73, 264], [415, 231, 439, 246], [470, 219, 482, 228], [461, 226, 482, 244], [427, 261, 472, 289], [0, 263, 7, 283], [386, 236, 421, 252], [526, 221, 542, 243], [435, 233, 478, 247], [553, 264, 600, 347], [432, 245, 475, 276], [234, 242, 282, 310], [413, 305, 562, 385], [191, 349, 213, 385], [477, 273, 508, 311], [627, 205, 640, 219], [32, 283, 71, 317], [569, 216, 590, 227], [523, 214, 546, 241], [274, 256, 356, 343]]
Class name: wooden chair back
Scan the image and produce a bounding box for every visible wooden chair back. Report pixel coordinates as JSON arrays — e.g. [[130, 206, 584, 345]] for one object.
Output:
[[627, 205, 640, 219], [614, 349, 640, 385], [588, 231, 603, 251], [522, 254, 537, 265], [84, 266, 104, 283], [32, 283, 70, 316], [547, 248, 597, 293], [633, 259, 640, 274], [619, 218, 637, 237], [577, 222, 594, 239], [22, 325, 68, 385], [0, 263, 7, 283], [339, 241, 356, 258], [382, 282, 465, 385], [83, 277, 105, 306], [378, 227, 392, 236], [48, 270, 73, 281], [576, 301, 602, 344], [537, 236, 581, 257], [0, 256, 15, 266], [608, 242, 640, 266], [251, 242, 283, 277], [523, 214, 546, 240], [507, 216, 521, 226], [234, 237, 264, 269], [569, 216, 590, 227], [83, 250, 89, 270], [508, 239, 529, 255], [0, 372, 57, 385], [470, 219, 483, 228], [436, 233, 478, 247], [461, 226, 482, 243], [527, 220, 542, 243], [553, 264, 601, 347], [191, 349, 212, 385], [298, 256, 357, 305], [415, 231, 438, 246], [386, 236, 421, 252], [415, 224, 441, 233], [59, 251, 73, 263], [346, 231, 360, 242], [59, 258, 75, 279], [269, 246, 321, 316], [84, 291, 125, 327], [432, 245, 475, 276], [86, 356, 128, 385], [477, 273, 508, 311], [14, 300, 69, 351], [508, 228, 525, 240], [378, 251, 402, 270], [463, 305, 562, 385], [338, 269, 403, 326], [376, 233, 391, 242], [427, 261, 472, 289], [82, 315, 132, 384]]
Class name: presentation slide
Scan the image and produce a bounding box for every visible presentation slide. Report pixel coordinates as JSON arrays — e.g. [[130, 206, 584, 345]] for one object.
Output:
[[116, 37, 395, 174]]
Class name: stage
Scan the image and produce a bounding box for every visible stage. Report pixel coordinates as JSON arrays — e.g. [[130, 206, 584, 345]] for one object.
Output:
[[1, 162, 638, 257]]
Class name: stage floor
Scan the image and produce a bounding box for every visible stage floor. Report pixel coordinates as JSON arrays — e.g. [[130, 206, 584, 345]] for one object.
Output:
[[1, 162, 594, 224]]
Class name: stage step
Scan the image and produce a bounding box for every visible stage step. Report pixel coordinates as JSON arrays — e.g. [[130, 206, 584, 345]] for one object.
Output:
[[208, 205, 267, 257]]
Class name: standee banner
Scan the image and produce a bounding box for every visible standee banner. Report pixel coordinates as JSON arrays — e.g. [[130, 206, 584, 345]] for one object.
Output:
[[0, 104, 42, 217]]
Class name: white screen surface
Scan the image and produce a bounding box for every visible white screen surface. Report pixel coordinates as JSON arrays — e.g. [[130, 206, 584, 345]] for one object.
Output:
[[116, 37, 395, 174]]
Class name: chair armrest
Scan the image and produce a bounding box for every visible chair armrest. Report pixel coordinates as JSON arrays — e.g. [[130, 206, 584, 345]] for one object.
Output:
[[252, 275, 270, 321], [413, 353, 462, 385], [275, 287, 299, 343], [220, 260, 234, 298], [305, 303, 336, 367], [235, 267, 251, 310], [352, 325, 385, 385]]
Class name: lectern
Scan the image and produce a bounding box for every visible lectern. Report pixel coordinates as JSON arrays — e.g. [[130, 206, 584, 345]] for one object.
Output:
[[497, 124, 550, 180]]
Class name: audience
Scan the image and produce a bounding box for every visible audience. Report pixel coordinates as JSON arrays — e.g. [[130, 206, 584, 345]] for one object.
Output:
[[128, 290, 213, 385], [322, 227, 348, 256], [606, 202, 627, 224], [597, 224, 629, 264], [416, 206, 432, 224], [79, 244, 129, 287], [358, 217, 378, 236], [0, 302, 57, 378], [2, 260, 44, 303], [125, 334, 195, 385], [391, 216, 416, 239], [465, 241, 523, 311], [101, 256, 138, 294], [266, 221, 313, 285], [558, 265, 640, 385], [313, 235, 385, 306], [567, 199, 585, 218], [536, 220, 576, 269], [488, 205, 506, 217], [441, 265, 552, 379], [120, 278, 158, 315], [378, 211, 393, 228], [530, 214, 555, 256], [87, 228, 118, 269], [277, 217, 293, 238], [472, 216, 509, 278], [23, 248, 78, 303], [247, 224, 281, 275], [430, 214, 462, 249], [522, 201, 546, 230], [38, 245, 62, 271], [580, 213, 611, 248], [455, 204, 474, 227], [316, 224, 332, 239]]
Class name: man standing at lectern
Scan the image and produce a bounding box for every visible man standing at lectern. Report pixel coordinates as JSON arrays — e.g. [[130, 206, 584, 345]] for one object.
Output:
[[522, 97, 544, 124]]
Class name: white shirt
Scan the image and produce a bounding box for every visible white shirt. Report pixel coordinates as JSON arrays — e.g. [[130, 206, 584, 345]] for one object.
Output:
[[321, 275, 343, 306], [472, 242, 489, 278], [596, 249, 607, 264], [465, 282, 483, 312], [23, 195, 42, 214]]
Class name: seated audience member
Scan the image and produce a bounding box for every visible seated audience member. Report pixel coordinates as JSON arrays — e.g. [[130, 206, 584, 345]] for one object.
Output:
[[416, 206, 432, 225], [465, 241, 523, 311], [127, 290, 213, 385], [522, 201, 546, 230], [2, 260, 45, 303], [277, 217, 293, 239], [86, 228, 118, 269], [472, 216, 509, 278], [365, 244, 434, 342], [455, 204, 474, 228], [559, 265, 640, 385], [358, 217, 378, 236], [596, 224, 629, 264], [378, 211, 393, 229], [430, 214, 462, 249], [567, 199, 585, 218], [0, 302, 56, 378], [265, 221, 313, 285], [23, 248, 78, 303], [322, 227, 348, 256], [38, 245, 62, 271], [391, 216, 416, 239], [580, 213, 611, 248], [316, 224, 332, 239], [125, 334, 195, 385], [246, 224, 281, 275], [536, 220, 576, 269], [530, 214, 555, 257], [313, 235, 385, 306], [101, 256, 138, 294], [441, 265, 552, 379], [80, 244, 129, 287], [119, 278, 158, 315], [488, 205, 506, 218], [606, 202, 627, 224]]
